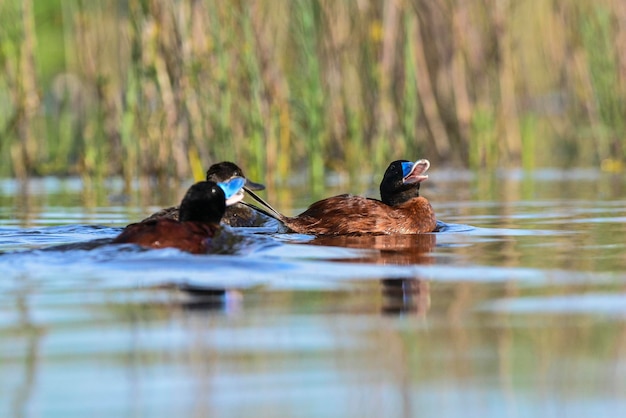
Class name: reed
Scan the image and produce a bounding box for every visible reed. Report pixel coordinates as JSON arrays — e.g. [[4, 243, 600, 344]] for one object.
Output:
[[580, 5, 626, 161], [1, 0, 625, 184]]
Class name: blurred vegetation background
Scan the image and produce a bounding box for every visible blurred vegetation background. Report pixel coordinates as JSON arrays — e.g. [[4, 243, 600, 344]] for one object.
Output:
[[1, 0, 625, 189]]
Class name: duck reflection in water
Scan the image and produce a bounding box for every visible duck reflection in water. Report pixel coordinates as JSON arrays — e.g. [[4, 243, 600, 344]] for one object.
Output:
[[306, 234, 437, 316], [380, 278, 430, 316], [143, 283, 243, 314], [309, 233, 436, 265], [308, 234, 435, 316]]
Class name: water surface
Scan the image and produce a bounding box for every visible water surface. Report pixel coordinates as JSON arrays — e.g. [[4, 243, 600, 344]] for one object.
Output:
[[1, 169, 625, 418]]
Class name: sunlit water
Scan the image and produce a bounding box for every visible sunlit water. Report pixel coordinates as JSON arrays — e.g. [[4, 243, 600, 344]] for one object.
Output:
[[1, 169, 625, 418]]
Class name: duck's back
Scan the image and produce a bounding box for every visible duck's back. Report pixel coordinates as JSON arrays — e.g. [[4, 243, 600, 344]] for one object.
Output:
[[141, 206, 179, 222], [140, 203, 270, 227], [284, 194, 436, 235], [112, 218, 219, 253]]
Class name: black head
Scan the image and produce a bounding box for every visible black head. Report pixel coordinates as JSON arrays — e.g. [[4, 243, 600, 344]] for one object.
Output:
[[379, 159, 430, 206], [179, 181, 227, 223], [206, 161, 265, 191]]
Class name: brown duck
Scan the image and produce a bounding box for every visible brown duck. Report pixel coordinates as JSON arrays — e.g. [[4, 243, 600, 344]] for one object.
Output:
[[248, 159, 437, 235], [113, 177, 245, 253]]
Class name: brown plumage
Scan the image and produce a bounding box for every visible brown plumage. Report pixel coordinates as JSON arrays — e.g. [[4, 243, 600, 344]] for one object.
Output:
[[284, 194, 436, 235], [113, 178, 244, 253], [113, 219, 220, 254], [248, 159, 437, 235]]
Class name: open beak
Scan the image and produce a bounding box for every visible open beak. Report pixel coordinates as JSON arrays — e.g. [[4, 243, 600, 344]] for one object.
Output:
[[402, 159, 430, 184], [225, 189, 245, 206]]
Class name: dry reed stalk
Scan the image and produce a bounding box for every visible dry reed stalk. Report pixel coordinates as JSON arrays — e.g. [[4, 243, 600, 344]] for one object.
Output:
[[180, 1, 210, 180], [317, 1, 350, 169], [614, 0, 626, 90], [493, 0, 522, 164], [250, 1, 291, 184], [13, 0, 40, 179], [377, 0, 400, 145], [408, 11, 451, 159], [153, 1, 189, 180], [451, 2, 472, 162]]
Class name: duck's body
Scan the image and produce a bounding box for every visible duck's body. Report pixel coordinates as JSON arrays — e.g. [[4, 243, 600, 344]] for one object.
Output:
[[113, 178, 245, 253], [141, 161, 268, 227], [283, 194, 436, 235], [248, 159, 437, 235], [113, 218, 220, 254]]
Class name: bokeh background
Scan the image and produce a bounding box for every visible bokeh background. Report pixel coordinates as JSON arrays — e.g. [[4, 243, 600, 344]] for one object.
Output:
[[1, 0, 625, 188]]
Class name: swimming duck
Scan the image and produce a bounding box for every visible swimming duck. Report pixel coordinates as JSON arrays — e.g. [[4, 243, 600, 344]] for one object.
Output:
[[141, 161, 269, 227], [112, 177, 245, 253], [247, 159, 437, 235]]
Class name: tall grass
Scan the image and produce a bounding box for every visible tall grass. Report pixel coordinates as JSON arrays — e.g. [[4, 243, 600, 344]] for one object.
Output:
[[1, 0, 625, 184]]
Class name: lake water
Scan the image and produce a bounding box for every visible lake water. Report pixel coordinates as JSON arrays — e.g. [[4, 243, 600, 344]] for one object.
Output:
[[1, 168, 625, 418]]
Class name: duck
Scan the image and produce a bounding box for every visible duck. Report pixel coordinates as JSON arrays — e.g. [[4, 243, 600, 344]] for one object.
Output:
[[141, 161, 270, 227], [246, 159, 437, 235], [112, 177, 246, 253]]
